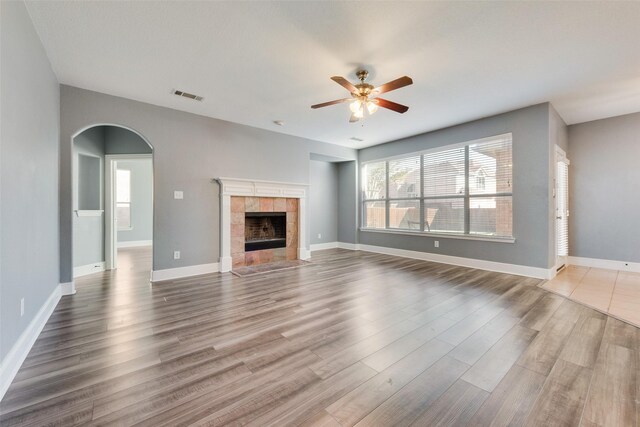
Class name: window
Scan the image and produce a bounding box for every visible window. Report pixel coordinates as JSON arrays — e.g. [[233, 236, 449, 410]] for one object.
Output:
[[116, 169, 132, 230], [361, 134, 513, 239]]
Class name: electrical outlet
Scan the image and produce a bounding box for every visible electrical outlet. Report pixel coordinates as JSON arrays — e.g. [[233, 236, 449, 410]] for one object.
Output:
[[174, 191, 183, 199], [174, 251, 181, 260], [434, 240, 440, 248], [20, 298, 24, 316], [317, 233, 322, 239]]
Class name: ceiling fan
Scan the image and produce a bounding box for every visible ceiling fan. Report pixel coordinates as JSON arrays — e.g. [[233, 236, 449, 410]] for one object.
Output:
[[311, 70, 413, 123]]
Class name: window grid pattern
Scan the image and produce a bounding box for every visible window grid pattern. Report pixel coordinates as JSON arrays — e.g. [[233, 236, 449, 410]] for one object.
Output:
[[362, 135, 513, 238]]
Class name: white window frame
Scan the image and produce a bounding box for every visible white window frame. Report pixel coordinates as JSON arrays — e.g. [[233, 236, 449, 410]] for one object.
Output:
[[360, 133, 515, 243]]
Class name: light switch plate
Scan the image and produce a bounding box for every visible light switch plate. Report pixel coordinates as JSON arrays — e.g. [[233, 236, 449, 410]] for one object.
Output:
[[174, 191, 183, 199]]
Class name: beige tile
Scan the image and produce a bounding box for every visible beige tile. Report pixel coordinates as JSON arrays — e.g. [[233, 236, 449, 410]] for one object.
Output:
[[273, 198, 287, 211], [286, 198, 298, 212], [231, 212, 244, 225], [245, 197, 260, 212], [542, 280, 580, 297], [581, 269, 618, 287], [259, 198, 274, 212], [232, 253, 246, 268], [570, 288, 613, 313], [609, 295, 640, 312], [231, 236, 244, 254], [231, 223, 244, 237], [231, 196, 245, 213]]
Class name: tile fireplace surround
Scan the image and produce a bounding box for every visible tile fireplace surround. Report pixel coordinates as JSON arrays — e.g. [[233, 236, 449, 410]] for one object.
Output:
[[216, 178, 309, 272]]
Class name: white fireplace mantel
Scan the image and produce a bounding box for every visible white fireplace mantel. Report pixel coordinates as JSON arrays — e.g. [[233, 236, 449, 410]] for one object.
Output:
[[215, 177, 310, 272]]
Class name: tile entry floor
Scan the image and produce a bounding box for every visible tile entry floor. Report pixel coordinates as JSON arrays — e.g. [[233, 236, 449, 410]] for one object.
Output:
[[541, 265, 640, 327]]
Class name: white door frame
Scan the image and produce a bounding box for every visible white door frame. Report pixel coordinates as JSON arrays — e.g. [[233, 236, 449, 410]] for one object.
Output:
[[555, 146, 570, 272], [105, 154, 153, 270]]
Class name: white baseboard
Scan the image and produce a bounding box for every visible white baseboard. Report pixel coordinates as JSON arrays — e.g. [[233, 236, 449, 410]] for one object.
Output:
[[59, 281, 76, 295], [569, 256, 640, 273], [73, 262, 105, 278], [336, 243, 554, 280], [151, 262, 220, 282], [337, 242, 359, 251], [117, 240, 152, 248], [310, 242, 339, 251], [298, 248, 311, 261], [0, 282, 73, 401]]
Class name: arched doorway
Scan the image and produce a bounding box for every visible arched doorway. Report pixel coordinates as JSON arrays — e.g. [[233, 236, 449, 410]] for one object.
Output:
[[71, 124, 154, 280]]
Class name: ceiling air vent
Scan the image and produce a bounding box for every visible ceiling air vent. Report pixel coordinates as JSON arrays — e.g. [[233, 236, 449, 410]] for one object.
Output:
[[173, 89, 204, 102], [349, 137, 364, 142]]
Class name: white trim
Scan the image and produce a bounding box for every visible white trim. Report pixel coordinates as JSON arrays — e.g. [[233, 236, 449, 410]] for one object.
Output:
[[117, 240, 152, 248], [298, 248, 311, 260], [0, 282, 73, 401], [336, 243, 554, 279], [359, 228, 516, 244], [75, 210, 104, 217], [569, 256, 640, 273], [60, 281, 76, 295], [73, 262, 105, 278], [215, 178, 310, 273], [151, 262, 220, 282], [310, 242, 339, 251], [337, 242, 359, 251]]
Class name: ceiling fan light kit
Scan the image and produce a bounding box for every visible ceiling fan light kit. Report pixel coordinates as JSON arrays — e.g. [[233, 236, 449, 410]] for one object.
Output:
[[311, 69, 413, 123]]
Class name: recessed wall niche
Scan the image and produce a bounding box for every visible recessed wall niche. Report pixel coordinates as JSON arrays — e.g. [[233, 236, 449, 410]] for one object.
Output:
[[77, 154, 101, 210]]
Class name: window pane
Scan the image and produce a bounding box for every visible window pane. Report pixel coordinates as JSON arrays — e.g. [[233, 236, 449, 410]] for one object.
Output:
[[117, 203, 131, 229], [423, 198, 464, 233], [423, 147, 466, 197], [470, 196, 512, 237], [389, 156, 420, 199], [469, 136, 512, 195], [362, 161, 386, 200], [389, 200, 420, 230], [116, 169, 131, 203], [364, 201, 386, 229]]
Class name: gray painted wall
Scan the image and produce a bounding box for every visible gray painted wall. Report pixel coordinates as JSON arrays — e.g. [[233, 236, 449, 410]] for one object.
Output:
[[309, 160, 338, 245], [117, 159, 153, 243], [568, 112, 640, 263], [105, 126, 152, 155], [73, 127, 105, 268], [1, 1, 60, 361], [59, 85, 357, 281], [338, 161, 358, 244], [358, 103, 553, 269]]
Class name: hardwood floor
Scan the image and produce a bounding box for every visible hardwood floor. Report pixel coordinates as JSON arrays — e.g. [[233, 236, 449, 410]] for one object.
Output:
[[1, 247, 638, 426]]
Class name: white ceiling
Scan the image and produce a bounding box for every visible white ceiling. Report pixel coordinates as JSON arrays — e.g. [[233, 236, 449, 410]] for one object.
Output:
[[25, 1, 640, 149]]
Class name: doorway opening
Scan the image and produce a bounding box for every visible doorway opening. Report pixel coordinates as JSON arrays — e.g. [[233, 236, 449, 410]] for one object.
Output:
[[71, 125, 153, 278], [105, 154, 153, 270], [555, 146, 570, 272]]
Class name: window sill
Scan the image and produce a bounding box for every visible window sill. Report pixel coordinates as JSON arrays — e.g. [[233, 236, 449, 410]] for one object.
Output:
[[359, 228, 516, 244], [75, 210, 104, 217]]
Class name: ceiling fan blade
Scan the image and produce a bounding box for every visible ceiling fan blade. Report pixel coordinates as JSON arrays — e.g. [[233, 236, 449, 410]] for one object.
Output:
[[349, 113, 360, 123], [374, 76, 413, 95], [331, 76, 357, 94], [311, 98, 352, 109], [374, 98, 409, 114]]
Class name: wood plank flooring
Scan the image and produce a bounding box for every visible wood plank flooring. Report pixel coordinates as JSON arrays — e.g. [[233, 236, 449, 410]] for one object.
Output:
[[1, 247, 638, 426]]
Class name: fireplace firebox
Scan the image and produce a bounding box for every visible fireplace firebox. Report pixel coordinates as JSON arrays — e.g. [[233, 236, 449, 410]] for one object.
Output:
[[244, 212, 286, 252]]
